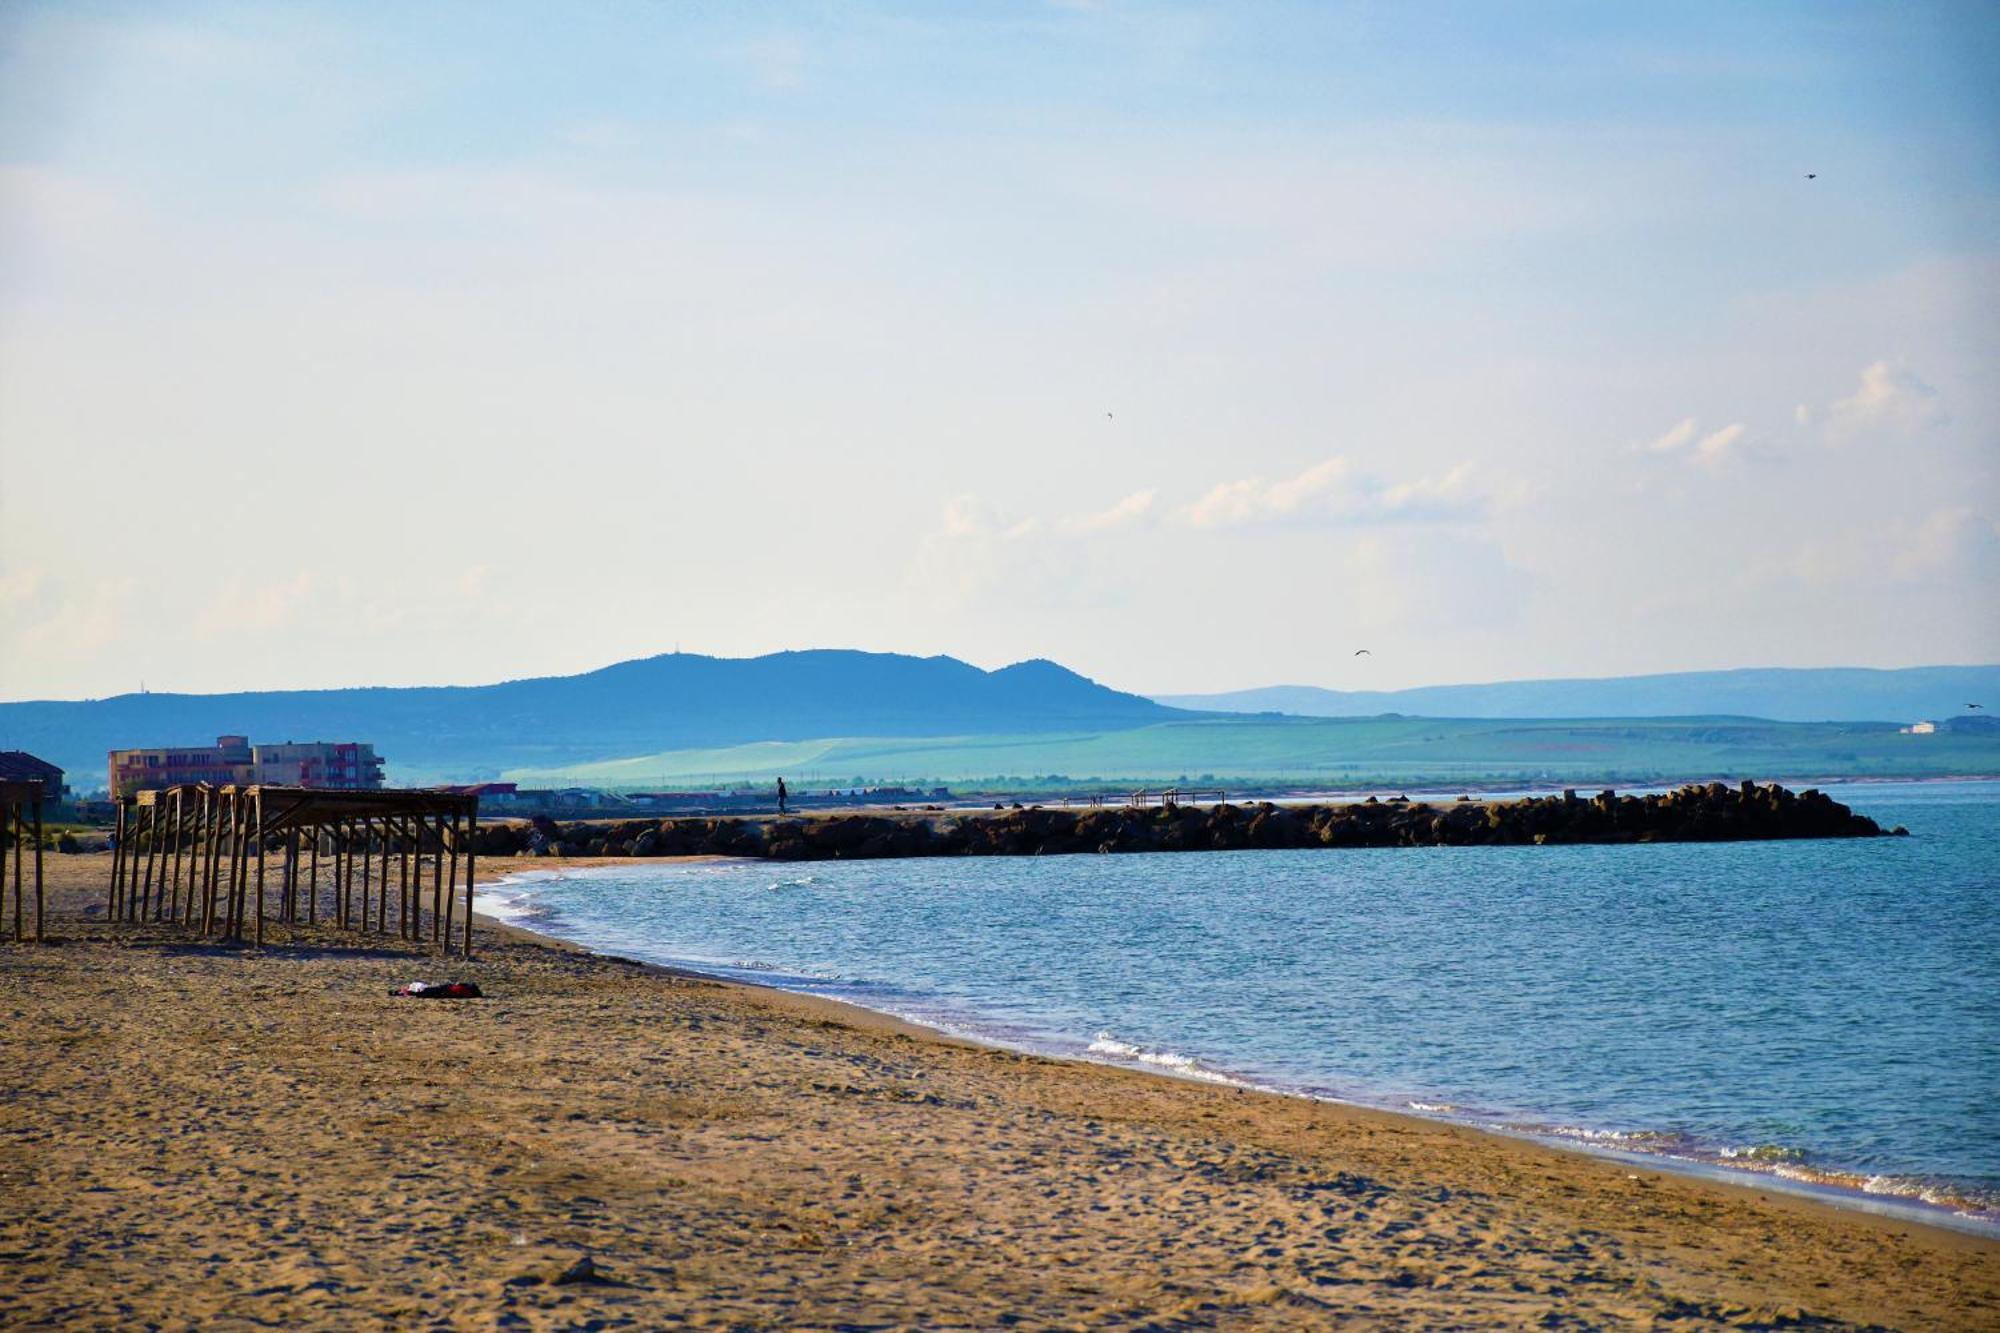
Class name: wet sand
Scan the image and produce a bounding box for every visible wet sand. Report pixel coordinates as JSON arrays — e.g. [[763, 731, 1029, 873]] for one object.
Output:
[[2, 853, 1995, 1329]]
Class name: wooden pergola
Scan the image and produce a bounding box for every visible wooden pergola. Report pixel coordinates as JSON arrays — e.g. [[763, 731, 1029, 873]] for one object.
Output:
[[110, 785, 480, 954], [2, 779, 45, 943]]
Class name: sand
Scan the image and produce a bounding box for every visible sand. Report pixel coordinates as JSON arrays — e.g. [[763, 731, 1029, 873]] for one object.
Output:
[[2, 852, 1995, 1329]]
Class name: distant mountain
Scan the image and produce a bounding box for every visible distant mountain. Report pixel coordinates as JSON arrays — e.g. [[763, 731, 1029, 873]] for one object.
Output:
[[1153, 666, 2000, 725], [0, 650, 1186, 789]]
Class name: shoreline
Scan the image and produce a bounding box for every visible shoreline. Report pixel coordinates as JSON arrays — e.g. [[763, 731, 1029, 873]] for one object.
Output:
[[471, 858, 2000, 1241], [7, 851, 1996, 1327]]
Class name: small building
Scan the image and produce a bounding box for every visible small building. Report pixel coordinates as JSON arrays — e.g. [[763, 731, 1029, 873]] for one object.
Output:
[[109, 735, 385, 799], [1899, 721, 1937, 735], [0, 751, 65, 802]]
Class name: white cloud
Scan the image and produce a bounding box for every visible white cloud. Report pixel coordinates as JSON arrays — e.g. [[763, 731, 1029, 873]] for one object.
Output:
[[1178, 457, 1482, 529], [1824, 361, 1945, 442], [1635, 417, 1752, 466], [1062, 489, 1157, 534], [1639, 417, 1698, 455]]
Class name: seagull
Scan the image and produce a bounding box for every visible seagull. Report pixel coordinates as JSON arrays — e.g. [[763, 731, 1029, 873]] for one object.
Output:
[[1971, 703, 1985, 710], [1805, 173, 1817, 179], [1106, 412, 1114, 419], [1354, 649, 1371, 656]]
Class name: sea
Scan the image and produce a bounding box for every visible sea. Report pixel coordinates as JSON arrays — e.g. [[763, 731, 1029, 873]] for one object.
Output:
[[475, 779, 2000, 1232]]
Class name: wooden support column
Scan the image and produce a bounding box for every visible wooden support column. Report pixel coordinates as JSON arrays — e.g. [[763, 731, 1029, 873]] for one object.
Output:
[[164, 790, 184, 923], [32, 797, 44, 943], [441, 814, 459, 954], [430, 816, 445, 948], [379, 820, 393, 934], [308, 825, 320, 926], [109, 800, 126, 920], [398, 818, 413, 939], [462, 809, 476, 958], [137, 805, 158, 924], [189, 793, 205, 926], [283, 831, 298, 924], [254, 790, 266, 947], [9, 802, 21, 941], [201, 791, 222, 937], [341, 821, 355, 930], [359, 817, 373, 934], [233, 796, 252, 940]]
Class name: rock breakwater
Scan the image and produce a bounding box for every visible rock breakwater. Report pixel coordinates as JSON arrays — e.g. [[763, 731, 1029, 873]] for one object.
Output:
[[472, 781, 1897, 862]]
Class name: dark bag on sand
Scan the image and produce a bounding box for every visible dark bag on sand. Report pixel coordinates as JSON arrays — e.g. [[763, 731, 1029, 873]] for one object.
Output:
[[392, 980, 483, 999]]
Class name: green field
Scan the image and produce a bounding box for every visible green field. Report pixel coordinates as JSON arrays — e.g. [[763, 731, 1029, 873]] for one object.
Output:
[[500, 715, 2000, 791]]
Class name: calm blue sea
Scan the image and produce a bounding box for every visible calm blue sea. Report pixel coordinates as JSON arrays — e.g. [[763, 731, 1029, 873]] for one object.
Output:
[[476, 780, 2000, 1228]]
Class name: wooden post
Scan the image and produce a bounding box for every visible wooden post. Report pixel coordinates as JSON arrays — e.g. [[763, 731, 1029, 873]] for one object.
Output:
[[110, 800, 126, 921], [462, 807, 476, 958], [359, 817, 373, 935], [9, 802, 20, 941], [254, 790, 266, 947], [137, 805, 157, 924], [189, 792, 205, 926], [399, 818, 412, 939], [222, 795, 238, 939], [430, 815, 445, 948], [233, 796, 252, 940], [202, 790, 222, 937], [221, 793, 239, 939], [441, 814, 459, 954], [164, 790, 183, 923], [379, 821, 392, 934], [33, 796, 44, 943]]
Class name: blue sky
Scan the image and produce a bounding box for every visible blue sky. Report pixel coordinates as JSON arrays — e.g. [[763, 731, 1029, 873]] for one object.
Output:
[[1, 1, 1994, 699]]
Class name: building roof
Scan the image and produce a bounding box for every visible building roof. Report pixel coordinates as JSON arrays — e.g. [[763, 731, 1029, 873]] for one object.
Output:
[[0, 751, 62, 782]]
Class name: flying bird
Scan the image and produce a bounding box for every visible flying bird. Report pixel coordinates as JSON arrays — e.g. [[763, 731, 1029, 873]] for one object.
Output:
[[1805, 173, 1817, 179], [1354, 649, 1371, 656], [1970, 703, 1985, 710]]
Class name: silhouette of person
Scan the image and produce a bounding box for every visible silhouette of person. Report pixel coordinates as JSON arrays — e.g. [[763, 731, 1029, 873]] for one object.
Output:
[[777, 776, 788, 814]]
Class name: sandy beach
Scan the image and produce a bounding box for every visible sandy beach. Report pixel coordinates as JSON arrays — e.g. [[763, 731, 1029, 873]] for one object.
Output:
[[2, 852, 1995, 1329]]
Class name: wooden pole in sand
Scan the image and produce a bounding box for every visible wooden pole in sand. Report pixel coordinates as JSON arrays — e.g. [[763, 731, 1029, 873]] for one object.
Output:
[[342, 820, 356, 930], [201, 790, 221, 937], [10, 801, 21, 941], [221, 793, 239, 940], [398, 817, 412, 939], [143, 804, 163, 923], [378, 820, 392, 934], [307, 825, 319, 925], [33, 796, 44, 942], [430, 816, 445, 949], [234, 795, 252, 941], [359, 817, 373, 935], [462, 810, 476, 958], [441, 813, 459, 955], [165, 794, 178, 926], [109, 799, 126, 921], [221, 794, 238, 939], [254, 790, 266, 947], [191, 792, 207, 926]]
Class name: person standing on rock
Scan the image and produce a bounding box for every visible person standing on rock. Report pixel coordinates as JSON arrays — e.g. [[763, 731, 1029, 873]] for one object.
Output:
[[777, 777, 788, 815]]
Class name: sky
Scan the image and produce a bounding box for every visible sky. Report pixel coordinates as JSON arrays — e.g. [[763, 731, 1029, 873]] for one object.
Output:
[[1, 1, 1995, 701]]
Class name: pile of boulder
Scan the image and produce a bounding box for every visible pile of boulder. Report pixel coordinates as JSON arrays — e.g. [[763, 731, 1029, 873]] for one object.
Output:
[[469, 781, 1898, 862]]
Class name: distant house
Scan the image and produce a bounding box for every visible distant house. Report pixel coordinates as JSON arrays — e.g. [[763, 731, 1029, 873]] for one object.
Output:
[[1899, 721, 1937, 735], [108, 735, 386, 798], [0, 751, 64, 801]]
